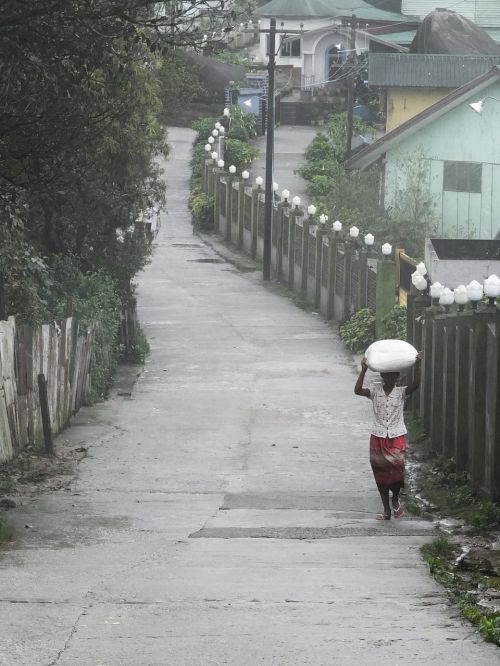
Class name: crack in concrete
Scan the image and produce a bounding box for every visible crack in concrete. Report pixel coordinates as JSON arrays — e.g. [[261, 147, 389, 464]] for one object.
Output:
[[43, 608, 88, 666]]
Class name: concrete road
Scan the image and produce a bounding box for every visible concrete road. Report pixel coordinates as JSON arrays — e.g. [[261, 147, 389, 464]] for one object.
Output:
[[0, 128, 498, 665], [252, 125, 318, 202]]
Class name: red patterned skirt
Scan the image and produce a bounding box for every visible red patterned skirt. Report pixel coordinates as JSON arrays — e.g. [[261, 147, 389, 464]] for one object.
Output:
[[370, 434, 406, 490]]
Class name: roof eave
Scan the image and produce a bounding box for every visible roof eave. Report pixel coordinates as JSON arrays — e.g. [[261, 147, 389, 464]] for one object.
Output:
[[346, 67, 500, 171]]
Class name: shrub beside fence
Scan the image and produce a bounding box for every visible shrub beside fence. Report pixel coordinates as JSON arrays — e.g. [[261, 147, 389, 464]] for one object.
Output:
[[0, 316, 95, 462]]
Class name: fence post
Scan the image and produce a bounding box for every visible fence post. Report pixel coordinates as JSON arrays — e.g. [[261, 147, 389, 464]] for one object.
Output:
[[225, 174, 233, 242], [301, 215, 311, 297], [375, 257, 396, 337], [468, 311, 489, 491], [342, 241, 353, 321], [276, 200, 290, 281], [453, 312, 471, 471], [251, 186, 260, 259], [326, 231, 340, 319], [37, 373, 53, 454], [287, 209, 298, 289], [314, 224, 325, 308], [485, 320, 500, 497], [236, 180, 245, 249]]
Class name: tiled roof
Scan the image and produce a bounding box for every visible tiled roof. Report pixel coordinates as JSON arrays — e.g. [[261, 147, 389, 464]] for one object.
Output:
[[369, 53, 500, 88], [255, 0, 415, 23]]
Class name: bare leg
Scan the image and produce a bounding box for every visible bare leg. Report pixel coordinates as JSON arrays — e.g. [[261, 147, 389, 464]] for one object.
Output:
[[376, 484, 391, 520]]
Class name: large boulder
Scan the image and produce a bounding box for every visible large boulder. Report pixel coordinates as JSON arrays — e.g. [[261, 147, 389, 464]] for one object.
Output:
[[410, 9, 500, 55]]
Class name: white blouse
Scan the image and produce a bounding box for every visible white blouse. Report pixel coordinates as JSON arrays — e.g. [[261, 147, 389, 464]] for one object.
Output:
[[370, 383, 407, 438]]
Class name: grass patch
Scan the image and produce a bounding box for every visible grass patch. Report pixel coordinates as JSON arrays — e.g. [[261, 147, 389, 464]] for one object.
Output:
[[421, 536, 500, 645], [122, 324, 150, 365]]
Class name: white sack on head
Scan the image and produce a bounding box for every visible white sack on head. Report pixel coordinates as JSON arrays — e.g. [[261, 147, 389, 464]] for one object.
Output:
[[365, 339, 418, 373]]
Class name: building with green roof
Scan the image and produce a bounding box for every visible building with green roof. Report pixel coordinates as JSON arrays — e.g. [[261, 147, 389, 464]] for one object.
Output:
[[252, 0, 418, 92]]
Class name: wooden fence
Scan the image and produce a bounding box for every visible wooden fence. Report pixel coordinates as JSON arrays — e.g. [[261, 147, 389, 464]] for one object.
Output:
[[207, 165, 397, 326], [408, 298, 500, 497], [0, 317, 95, 462]]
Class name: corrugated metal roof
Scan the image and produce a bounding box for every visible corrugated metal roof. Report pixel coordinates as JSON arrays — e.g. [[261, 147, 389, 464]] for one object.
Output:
[[256, 0, 414, 22], [369, 53, 500, 87], [402, 1, 500, 28]]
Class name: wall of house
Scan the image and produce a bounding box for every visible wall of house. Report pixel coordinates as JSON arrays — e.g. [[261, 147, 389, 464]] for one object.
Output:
[[383, 80, 500, 239], [386, 87, 451, 130]]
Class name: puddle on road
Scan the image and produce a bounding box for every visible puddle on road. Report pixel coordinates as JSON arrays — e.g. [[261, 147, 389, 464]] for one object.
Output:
[[188, 258, 225, 264]]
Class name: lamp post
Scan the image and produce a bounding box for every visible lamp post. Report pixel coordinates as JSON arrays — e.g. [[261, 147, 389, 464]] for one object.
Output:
[[483, 274, 500, 306], [453, 284, 468, 311], [381, 242, 392, 259], [439, 287, 454, 313], [429, 282, 443, 306], [333, 220, 342, 234], [411, 270, 427, 292], [281, 189, 289, 204], [255, 176, 263, 188], [467, 280, 483, 309], [469, 96, 500, 114]]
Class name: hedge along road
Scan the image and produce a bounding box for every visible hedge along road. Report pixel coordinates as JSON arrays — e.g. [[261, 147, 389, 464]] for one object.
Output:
[[0, 127, 497, 665]]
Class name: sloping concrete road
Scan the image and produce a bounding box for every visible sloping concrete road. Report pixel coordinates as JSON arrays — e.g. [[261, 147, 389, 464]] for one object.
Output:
[[0, 128, 498, 665]]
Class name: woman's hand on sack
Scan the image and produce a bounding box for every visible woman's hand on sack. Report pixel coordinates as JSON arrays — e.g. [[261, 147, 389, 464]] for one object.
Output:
[[361, 357, 368, 370], [415, 351, 423, 364]]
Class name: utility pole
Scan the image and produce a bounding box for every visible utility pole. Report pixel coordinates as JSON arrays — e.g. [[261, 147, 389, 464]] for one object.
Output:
[[345, 14, 357, 160], [263, 18, 276, 282]]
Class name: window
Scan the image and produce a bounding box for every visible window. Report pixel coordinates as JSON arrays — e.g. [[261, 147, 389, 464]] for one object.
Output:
[[443, 161, 482, 193], [281, 36, 301, 57]]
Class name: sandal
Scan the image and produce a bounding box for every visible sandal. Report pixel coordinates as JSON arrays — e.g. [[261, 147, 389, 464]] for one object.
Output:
[[375, 513, 391, 521], [393, 502, 405, 519]]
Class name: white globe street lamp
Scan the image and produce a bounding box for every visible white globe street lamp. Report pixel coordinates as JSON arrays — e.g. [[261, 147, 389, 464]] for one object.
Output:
[[292, 196, 301, 208], [364, 233, 374, 247], [223, 107, 230, 117], [272, 182, 279, 192], [439, 287, 454, 311], [381, 242, 392, 257], [333, 220, 342, 233], [212, 129, 219, 137], [411, 271, 427, 291], [429, 282, 443, 304], [208, 136, 215, 144], [281, 189, 290, 202], [307, 204, 317, 216], [467, 280, 484, 309], [211, 151, 218, 161], [453, 284, 468, 311], [255, 176, 263, 188], [217, 160, 224, 168], [204, 144, 211, 152], [415, 262, 427, 276], [484, 274, 500, 305], [229, 165, 236, 174], [349, 226, 359, 239]]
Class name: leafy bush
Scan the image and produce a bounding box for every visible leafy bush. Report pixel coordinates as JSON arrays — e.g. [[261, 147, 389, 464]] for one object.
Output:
[[224, 138, 259, 173], [380, 305, 407, 340], [191, 193, 214, 231], [339, 308, 376, 352]]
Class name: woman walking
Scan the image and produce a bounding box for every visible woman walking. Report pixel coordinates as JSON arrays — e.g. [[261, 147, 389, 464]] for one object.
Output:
[[354, 353, 422, 520]]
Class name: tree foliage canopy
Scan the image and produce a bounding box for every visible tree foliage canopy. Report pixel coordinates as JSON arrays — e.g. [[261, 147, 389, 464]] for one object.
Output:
[[0, 0, 240, 321]]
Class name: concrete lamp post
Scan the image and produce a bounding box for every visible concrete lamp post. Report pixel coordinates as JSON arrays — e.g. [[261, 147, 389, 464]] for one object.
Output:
[[467, 280, 483, 309], [439, 287, 454, 312], [453, 284, 468, 311], [484, 274, 500, 306], [381, 242, 392, 259]]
